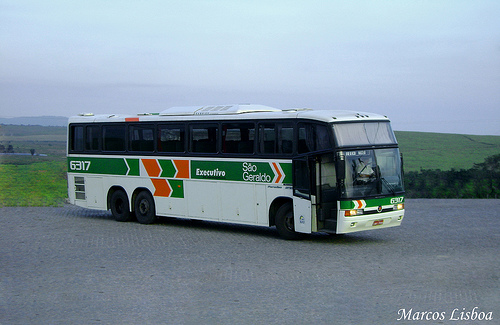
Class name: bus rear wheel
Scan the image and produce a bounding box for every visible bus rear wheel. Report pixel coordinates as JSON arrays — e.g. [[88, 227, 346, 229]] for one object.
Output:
[[110, 190, 132, 222], [275, 202, 301, 240], [134, 191, 157, 224]]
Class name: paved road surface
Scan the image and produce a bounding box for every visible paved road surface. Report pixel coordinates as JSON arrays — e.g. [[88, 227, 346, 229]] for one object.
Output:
[[1, 199, 499, 324]]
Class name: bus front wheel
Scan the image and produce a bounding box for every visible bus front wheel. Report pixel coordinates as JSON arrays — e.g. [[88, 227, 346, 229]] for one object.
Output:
[[134, 191, 157, 224], [110, 190, 132, 222], [275, 202, 301, 240]]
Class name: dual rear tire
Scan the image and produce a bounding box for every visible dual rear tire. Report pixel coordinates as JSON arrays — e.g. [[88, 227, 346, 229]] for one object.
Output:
[[110, 189, 156, 224], [110, 190, 132, 222], [134, 191, 156, 224]]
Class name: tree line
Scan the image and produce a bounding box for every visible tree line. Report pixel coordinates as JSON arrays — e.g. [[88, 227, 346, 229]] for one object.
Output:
[[0, 143, 15, 153], [404, 154, 500, 198]]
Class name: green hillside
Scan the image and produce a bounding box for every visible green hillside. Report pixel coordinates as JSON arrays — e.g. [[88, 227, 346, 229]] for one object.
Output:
[[395, 131, 500, 172]]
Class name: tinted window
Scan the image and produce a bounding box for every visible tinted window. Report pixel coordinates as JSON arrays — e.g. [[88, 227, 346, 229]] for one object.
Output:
[[70, 125, 84, 151], [259, 124, 276, 154], [103, 125, 126, 151], [280, 126, 294, 154], [129, 124, 155, 152], [293, 157, 311, 198], [259, 123, 294, 155], [158, 125, 185, 153], [222, 123, 255, 154], [85, 125, 100, 151], [190, 124, 218, 153], [298, 123, 332, 153]]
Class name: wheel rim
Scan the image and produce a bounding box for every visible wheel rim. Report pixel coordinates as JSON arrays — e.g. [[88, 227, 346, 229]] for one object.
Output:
[[284, 211, 294, 231], [115, 198, 124, 214], [138, 199, 150, 215]]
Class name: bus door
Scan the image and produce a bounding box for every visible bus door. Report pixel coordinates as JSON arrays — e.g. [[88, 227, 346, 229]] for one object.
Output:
[[292, 155, 315, 233], [293, 153, 338, 233]]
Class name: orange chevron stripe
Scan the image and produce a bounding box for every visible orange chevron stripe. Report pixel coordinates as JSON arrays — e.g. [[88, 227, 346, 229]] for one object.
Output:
[[151, 178, 171, 197], [272, 162, 283, 183], [173, 160, 190, 178], [142, 159, 161, 177]]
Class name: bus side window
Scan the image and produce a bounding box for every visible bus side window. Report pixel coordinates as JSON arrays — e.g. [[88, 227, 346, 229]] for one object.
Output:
[[259, 123, 276, 154], [280, 125, 294, 154], [259, 123, 294, 155], [222, 123, 255, 154], [298, 125, 310, 154], [298, 123, 332, 153], [190, 124, 218, 153], [70, 125, 84, 152], [158, 125, 185, 153], [315, 124, 332, 151], [129, 124, 155, 152], [85, 125, 100, 151], [103, 125, 126, 152]]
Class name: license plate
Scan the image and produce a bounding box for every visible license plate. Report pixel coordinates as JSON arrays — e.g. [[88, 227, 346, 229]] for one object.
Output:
[[372, 219, 384, 226]]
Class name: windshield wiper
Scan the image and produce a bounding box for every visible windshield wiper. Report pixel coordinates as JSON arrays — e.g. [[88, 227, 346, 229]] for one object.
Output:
[[380, 177, 396, 195]]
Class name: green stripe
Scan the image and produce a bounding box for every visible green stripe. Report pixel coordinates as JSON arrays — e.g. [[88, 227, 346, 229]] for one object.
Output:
[[68, 157, 291, 184], [68, 157, 139, 176], [340, 196, 405, 209]]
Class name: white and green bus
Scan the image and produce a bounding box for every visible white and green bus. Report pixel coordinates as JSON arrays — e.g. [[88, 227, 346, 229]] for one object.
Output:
[[67, 104, 405, 239]]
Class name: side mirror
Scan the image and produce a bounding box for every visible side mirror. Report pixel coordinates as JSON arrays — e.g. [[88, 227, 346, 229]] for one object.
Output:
[[400, 153, 404, 176], [336, 152, 345, 177]]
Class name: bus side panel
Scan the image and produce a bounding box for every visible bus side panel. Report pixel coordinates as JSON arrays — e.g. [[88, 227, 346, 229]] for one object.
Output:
[[220, 183, 257, 224], [67, 173, 106, 210], [255, 184, 268, 225], [155, 196, 188, 218], [185, 180, 220, 221], [86, 176, 105, 209]]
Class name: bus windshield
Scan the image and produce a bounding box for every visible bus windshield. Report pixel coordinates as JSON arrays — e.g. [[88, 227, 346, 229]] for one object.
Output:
[[341, 148, 404, 198], [333, 122, 397, 147]]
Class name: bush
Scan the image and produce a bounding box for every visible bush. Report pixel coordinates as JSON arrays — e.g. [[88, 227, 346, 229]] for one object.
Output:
[[404, 154, 500, 198]]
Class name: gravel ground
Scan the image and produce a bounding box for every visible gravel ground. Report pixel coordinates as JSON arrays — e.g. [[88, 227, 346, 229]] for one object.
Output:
[[1, 199, 499, 324]]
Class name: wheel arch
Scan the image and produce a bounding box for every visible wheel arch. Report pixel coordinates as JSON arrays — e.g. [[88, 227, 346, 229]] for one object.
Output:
[[268, 196, 293, 227], [107, 186, 127, 211]]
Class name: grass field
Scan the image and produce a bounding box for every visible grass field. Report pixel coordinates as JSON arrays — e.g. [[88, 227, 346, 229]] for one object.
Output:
[[0, 161, 67, 207], [1, 125, 67, 207], [395, 131, 500, 172], [1, 124, 499, 206]]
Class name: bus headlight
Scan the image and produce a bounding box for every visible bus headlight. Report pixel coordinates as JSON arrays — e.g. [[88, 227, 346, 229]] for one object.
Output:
[[393, 203, 404, 210], [345, 209, 363, 216]]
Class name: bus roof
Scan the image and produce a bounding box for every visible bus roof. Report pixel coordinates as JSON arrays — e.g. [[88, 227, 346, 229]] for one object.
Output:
[[68, 104, 389, 124]]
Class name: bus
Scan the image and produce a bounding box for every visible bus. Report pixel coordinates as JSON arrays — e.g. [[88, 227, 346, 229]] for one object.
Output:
[[67, 104, 405, 239]]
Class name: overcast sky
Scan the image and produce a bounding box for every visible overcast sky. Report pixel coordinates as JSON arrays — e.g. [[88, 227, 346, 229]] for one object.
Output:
[[1, 0, 499, 135]]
